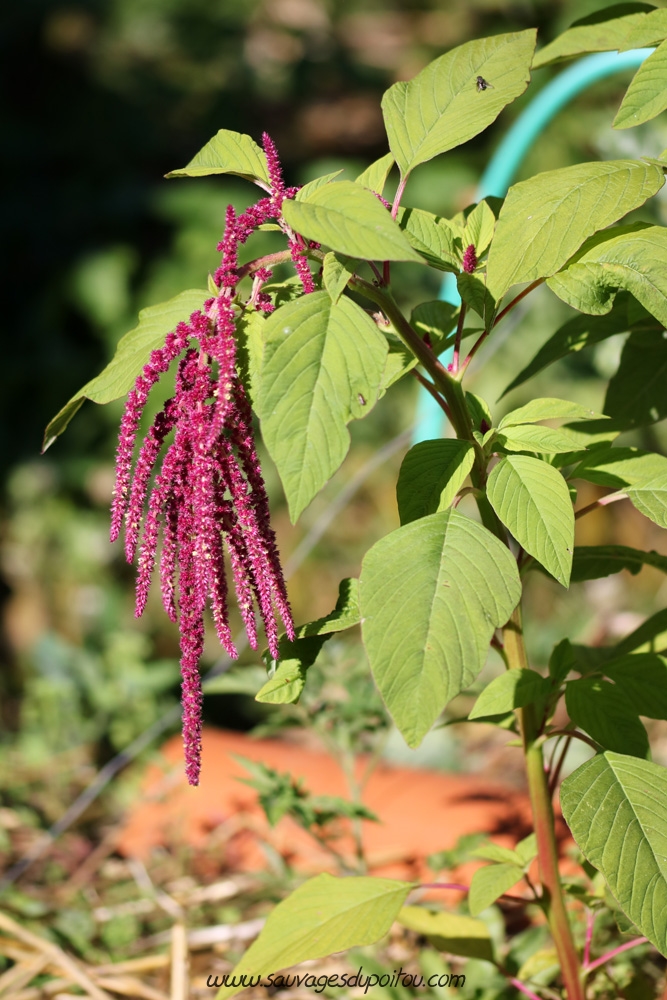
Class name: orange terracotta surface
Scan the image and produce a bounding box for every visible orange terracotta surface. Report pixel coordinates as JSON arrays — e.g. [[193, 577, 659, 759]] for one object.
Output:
[[118, 728, 552, 883]]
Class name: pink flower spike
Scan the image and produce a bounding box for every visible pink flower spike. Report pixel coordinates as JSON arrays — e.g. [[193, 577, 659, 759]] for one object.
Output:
[[289, 239, 315, 294], [262, 132, 285, 208], [462, 243, 477, 273]]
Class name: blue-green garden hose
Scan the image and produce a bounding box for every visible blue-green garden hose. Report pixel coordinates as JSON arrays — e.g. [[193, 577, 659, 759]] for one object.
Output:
[[413, 48, 654, 444]]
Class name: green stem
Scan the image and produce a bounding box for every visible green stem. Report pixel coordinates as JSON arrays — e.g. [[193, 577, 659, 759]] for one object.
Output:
[[503, 607, 584, 1000]]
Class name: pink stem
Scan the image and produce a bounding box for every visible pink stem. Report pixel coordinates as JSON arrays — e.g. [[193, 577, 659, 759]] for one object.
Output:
[[583, 910, 594, 968], [391, 174, 408, 219], [585, 936, 648, 974], [574, 492, 628, 521], [509, 978, 543, 1000]]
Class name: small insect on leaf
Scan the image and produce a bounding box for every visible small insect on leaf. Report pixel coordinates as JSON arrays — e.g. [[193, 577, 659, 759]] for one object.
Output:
[[476, 76, 493, 92], [358, 394, 366, 406]]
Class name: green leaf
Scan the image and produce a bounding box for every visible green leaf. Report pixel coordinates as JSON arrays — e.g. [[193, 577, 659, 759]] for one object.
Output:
[[360, 510, 521, 747], [457, 272, 497, 329], [410, 301, 460, 353], [499, 398, 602, 428], [294, 578, 360, 639], [570, 545, 667, 582], [397, 906, 494, 962], [573, 446, 667, 488], [397, 208, 461, 271], [43, 288, 207, 451], [561, 751, 667, 955], [549, 639, 576, 684], [565, 678, 650, 757], [235, 308, 266, 407], [382, 31, 536, 176], [259, 292, 388, 521], [469, 669, 549, 719], [627, 473, 667, 528], [495, 424, 588, 455], [396, 440, 475, 525], [532, 5, 667, 68], [615, 39, 667, 128], [469, 863, 525, 917], [322, 252, 356, 304], [258, 634, 330, 705], [487, 456, 574, 586], [355, 153, 395, 194], [547, 225, 667, 326], [462, 200, 497, 256], [380, 334, 418, 390], [215, 874, 414, 999], [486, 160, 664, 299], [472, 843, 523, 865], [515, 833, 538, 866], [166, 129, 270, 186], [281, 182, 422, 263], [604, 330, 667, 428], [604, 653, 667, 720], [500, 298, 648, 397], [295, 170, 344, 200]]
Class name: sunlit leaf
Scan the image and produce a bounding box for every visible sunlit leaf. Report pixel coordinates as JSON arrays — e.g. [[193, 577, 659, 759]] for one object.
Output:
[[561, 752, 667, 955], [382, 31, 536, 176], [626, 473, 667, 528], [166, 129, 270, 186], [533, 6, 667, 68], [360, 511, 521, 747], [397, 906, 494, 962], [396, 440, 475, 524], [615, 38, 667, 128], [469, 863, 524, 917], [355, 153, 395, 194], [469, 669, 549, 719]]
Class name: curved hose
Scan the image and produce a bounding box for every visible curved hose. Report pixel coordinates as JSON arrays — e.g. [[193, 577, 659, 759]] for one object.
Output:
[[413, 48, 654, 444]]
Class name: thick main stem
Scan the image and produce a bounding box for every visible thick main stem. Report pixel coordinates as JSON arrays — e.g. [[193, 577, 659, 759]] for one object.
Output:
[[504, 607, 584, 1000]]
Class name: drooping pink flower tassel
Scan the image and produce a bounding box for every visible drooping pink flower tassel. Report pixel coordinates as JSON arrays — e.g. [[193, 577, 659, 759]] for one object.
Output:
[[111, 135, 303, 784]]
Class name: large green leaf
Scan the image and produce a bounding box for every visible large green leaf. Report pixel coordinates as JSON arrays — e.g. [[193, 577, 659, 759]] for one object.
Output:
[[396, 440, 475, 525], [533, 5, 667, 69], [494, 424, 582, 456], [615, 38, 667, 128], [561, 751, 667, 955], [43, 288, 207, 451], [215, 874, 414, 999], [565, 678, 650, 757], [382, 31, 536, 176], [604, 330, 667, 428], [570, 545, 667, 582], [604, 653, 667, 719], [626, 473, 667, 528], [498, 398, 601, 428], [281, 182, 422, 263], [469, 668, 549, 719], [259, 292, 388, 522], [256, 635, 329, 706], [360, 510, 521, 747], [547, 225, 667, 326], [355, 153, 395, 194], [397, 208, 460, 271], [486, 456, 574, 586], [397, 906, 494, 962], [469, 863, 525, 917], [573, 446, 667, 488], [486, 160, 664, 299], [166, 129, 270, 186]]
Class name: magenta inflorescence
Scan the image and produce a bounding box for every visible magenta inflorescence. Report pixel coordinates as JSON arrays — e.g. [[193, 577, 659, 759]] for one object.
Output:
[[111, 135, 305, 785], [462, 243, 477, 274]]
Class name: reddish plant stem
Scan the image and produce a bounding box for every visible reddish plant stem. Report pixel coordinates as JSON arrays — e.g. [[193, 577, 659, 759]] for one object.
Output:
[[461, 278, 544, 373], [509, 978, 543, 1000], [413, 370, 452, 421], [574, 492, 628, 520], [583, 910, 594, 969], [549, 728, 600, 753], [391, 174, 409, 219], [584, 937, 648, 974], [504, 607, 584, 1000], [420, 882, 469, 892], [548, 735, 572, 797]]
